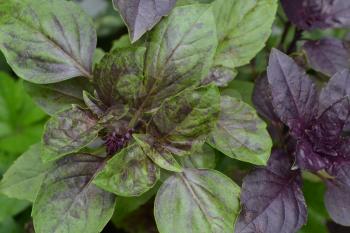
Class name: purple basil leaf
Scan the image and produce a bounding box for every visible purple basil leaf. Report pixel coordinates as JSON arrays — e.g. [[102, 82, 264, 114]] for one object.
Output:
[[316, 97, 350, 140], [319, 69, 350, 115], [281, 0, 350, 30], [303, 38, 350, 77], [267, 49, 318, 131], [253, 74, 279, 123], [325, 162, 350, 226], [113, 0, 176, 42], [235, 150, 307, 233]]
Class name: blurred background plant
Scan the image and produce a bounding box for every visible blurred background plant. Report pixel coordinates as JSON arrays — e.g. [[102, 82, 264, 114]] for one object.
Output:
[[0, 0, 349, 232]]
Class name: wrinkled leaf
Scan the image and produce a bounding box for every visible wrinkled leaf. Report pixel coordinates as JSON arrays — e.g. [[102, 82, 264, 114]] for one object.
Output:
[[155, 169, 240, 233], [42, 106, 102, 162], [133, 134, 183, 172], [267, 49, 318, 130], [235, 150, 307, 233], [32, 154, 116, 233], [24, 78, 93, 115], [212, 0, 277, 70], [93, 144, 159, 197], [0, 0, 96, 83], [303, 38, 350, 77], [144, 4, 218, 106], [325, 162, 350, 226], [150, 85, 220, 156], [0, 144, 51, 202], [113, 0, 176, 42], [208, 96, 272, 165], [94, 47, 145, 106]]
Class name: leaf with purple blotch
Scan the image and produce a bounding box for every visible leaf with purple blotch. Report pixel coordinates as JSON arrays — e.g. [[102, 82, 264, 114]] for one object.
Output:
[[0, 0, 96, 83], [32, 154, 116, 233], [281, 0, 350, 30], [325, 162, 350, 226], [267, 49, 318, 131], [235, 150, 307, 233], [113, 0, 176, 43], [303, 38, 350, 77], [42, 106, 102, 162]]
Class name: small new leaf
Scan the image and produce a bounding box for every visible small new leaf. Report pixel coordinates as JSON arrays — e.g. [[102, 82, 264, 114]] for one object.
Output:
[[150, 85, 220, 156], [133, 134, 183, 172], [93, 144, 160, 197], [42, 106, 102, 162], [113, 0, 176, 42], [155, 169, 240, 233]]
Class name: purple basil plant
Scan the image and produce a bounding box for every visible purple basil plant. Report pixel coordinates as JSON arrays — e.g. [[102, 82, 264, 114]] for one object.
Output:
[[236, 49, 350, 233]]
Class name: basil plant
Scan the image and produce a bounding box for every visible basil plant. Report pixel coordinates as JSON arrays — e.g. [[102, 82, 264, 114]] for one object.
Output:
[[0, 0, 276, 232]]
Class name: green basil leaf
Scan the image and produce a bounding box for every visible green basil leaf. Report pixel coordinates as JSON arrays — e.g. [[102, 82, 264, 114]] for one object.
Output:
[[32, 154, 116, 233], [0, 195, 29, 222], [24, 78, 93, 115], [212, 0, 277, 69], [113, 0, 176, 42], [93, 143, 159, 197], [133, 134, 183, 172], [94, 47, 145, 106], [202, 66, 237, 87], [144, 4, 218, 106], [208, 96, 272, 165], [178, 143, 216, 169], [0, 144, 51, 202], [150, 85, 220, 156], [42, 106, 102, 162], [0, 72, 46, 156], [0, 0, 96, 83], [154, 169, 240, 233], [0, 217, 22, 233]]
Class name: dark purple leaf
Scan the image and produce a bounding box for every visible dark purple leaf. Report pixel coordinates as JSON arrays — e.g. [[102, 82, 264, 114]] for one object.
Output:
[[235, 150, 307, 233], [267, 49, 318, 131], [281, 0, 350, 30], [253, 75, 279, 123], [325, 162, 350, 226], [319, 69, 350, 115], [113, 0, 176, 42], [316, 97, 350, 141], [303, 38, 350, 77]]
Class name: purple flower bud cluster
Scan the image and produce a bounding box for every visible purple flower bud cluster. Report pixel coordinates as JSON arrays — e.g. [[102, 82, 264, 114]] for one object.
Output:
[[105, 128, 134, 156]]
